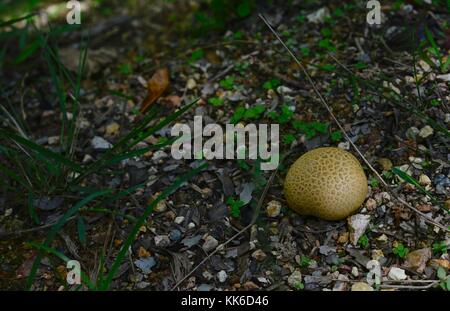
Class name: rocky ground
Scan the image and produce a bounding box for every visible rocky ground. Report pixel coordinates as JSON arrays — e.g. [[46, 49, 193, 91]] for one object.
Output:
[[0, 0, 449, 291]]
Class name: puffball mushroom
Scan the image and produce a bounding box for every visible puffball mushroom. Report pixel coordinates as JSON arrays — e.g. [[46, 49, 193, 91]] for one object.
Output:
[[284, 147, 368, 221]]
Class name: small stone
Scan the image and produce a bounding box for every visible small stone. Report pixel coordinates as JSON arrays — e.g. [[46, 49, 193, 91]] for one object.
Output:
[[418, 174, 431, 186], [306, 7, 330, 23], [287, 270, 303, 289], [135, 281, 150, 289], [348, 214, 371, 246], [251, 249, 267, 261], [174, 216, 185, 224], [374, 192, 391, 205], [169, 229, 182, 242], [134, 257, 156, 274], [217, 270, 228, 283], [202, 235, 219, 252], [187, 78, 197, 90], [372, 249, 385, 261], [388, 267, 407, 280], [418, 125, 433, 138], [48, 136, 60, 145], [403, 248, 431, 273], [351, 267, 359, 277], [416, 204, 432, 213], [82, 154, 94, 163], [106, 122, 120, 136], [202, 271, 214, 280], [351, 282, 374, 291], [332, 274, 349, 291], [378, 158, 393, 171], [338, 141, 350, 150], [154, 235, 170, 247], [154, 199, 167, 212], [419, 60, 431, 72], [266, 200, 282, 218], [4, 208, 12, 217], [243, 281, 260, 290], [91, 136, 112, 149], [376, 234, 388, 242], [445, 113, 450, 123], [197, 284, 213, 291], [436, 73, 450, 81], [187, 222, 196, 229], [406, 127, 420, 140], [365, 198, 377, 211], [152, 150, 168, 161], [337, 232, 349, 244], [429, 259, 450, 270]]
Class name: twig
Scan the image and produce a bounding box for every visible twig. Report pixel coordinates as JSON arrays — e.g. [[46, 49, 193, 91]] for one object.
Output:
[[258, 14, 449, 234], [0, 216, 77, 239], [293, 222, 345, 234], [171, 168, 279, 290]]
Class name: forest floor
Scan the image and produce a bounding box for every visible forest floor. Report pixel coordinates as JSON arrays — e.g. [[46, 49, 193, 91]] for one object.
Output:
[[0, 0, 449, 291]]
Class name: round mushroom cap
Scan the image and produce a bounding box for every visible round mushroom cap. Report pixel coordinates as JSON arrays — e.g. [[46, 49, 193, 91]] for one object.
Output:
[[284, 147, 368, 221]]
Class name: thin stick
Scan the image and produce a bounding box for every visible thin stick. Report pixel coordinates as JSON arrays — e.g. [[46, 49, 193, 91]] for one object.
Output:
[[0, 216, 77, 239], [258, 14, 449, 233], [171, 168, 279, 290]]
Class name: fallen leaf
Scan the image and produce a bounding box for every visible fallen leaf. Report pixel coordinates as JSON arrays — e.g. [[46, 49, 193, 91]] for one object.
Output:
[[140, 68, 170, 113], [403, 248, 431, 273], [138, 246, 151, 258]]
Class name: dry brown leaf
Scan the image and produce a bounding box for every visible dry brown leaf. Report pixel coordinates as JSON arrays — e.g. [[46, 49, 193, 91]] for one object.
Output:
[[140, 68, 170, 113]]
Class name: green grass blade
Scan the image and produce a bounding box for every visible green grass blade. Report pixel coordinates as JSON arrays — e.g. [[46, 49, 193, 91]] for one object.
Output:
[[0, 161, 31, 190], [0, 129, 83, 172], [0, 13, 37, 28], [26, 189, 112, 290], [392, 167, 439, 205], [27, 191, 39, 225]]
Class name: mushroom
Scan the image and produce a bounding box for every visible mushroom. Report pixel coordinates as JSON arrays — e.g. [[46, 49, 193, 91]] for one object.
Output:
[[284, 147, 368, 220]]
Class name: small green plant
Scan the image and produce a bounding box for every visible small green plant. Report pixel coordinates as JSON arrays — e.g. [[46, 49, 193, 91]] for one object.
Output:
[[292, 120, 329, 139], [268, 104, 294, 124], [227, 197, 245, 218], [294, 282, 305, 290], [419, 27, 450, 73], [263, 78, 281, 90], [437, 267, 450, 291], [318, 38, 336, 52], [283, 134, 296, 145], [230, 105, 266, 124], [208, 97, 224, 107], [298, 255, 311, 268], [220, 76, 235, 90], [319, 63, 336, 71], [235, 60, 250, 74], [392, 242, 409, 259], [358, 234, 369, 248], [320, 28, 332, 37], [300, 47, 310, 57], [330, 131, 342, 142], [189, 49, 204, 64], [118, 63, 132, 75], [370, 177, 379, 189], [433, 241, 448, 255]]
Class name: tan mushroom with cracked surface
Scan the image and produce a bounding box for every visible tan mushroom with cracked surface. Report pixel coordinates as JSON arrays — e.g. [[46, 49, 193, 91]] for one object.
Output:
[[284, 147, 368, 221]]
